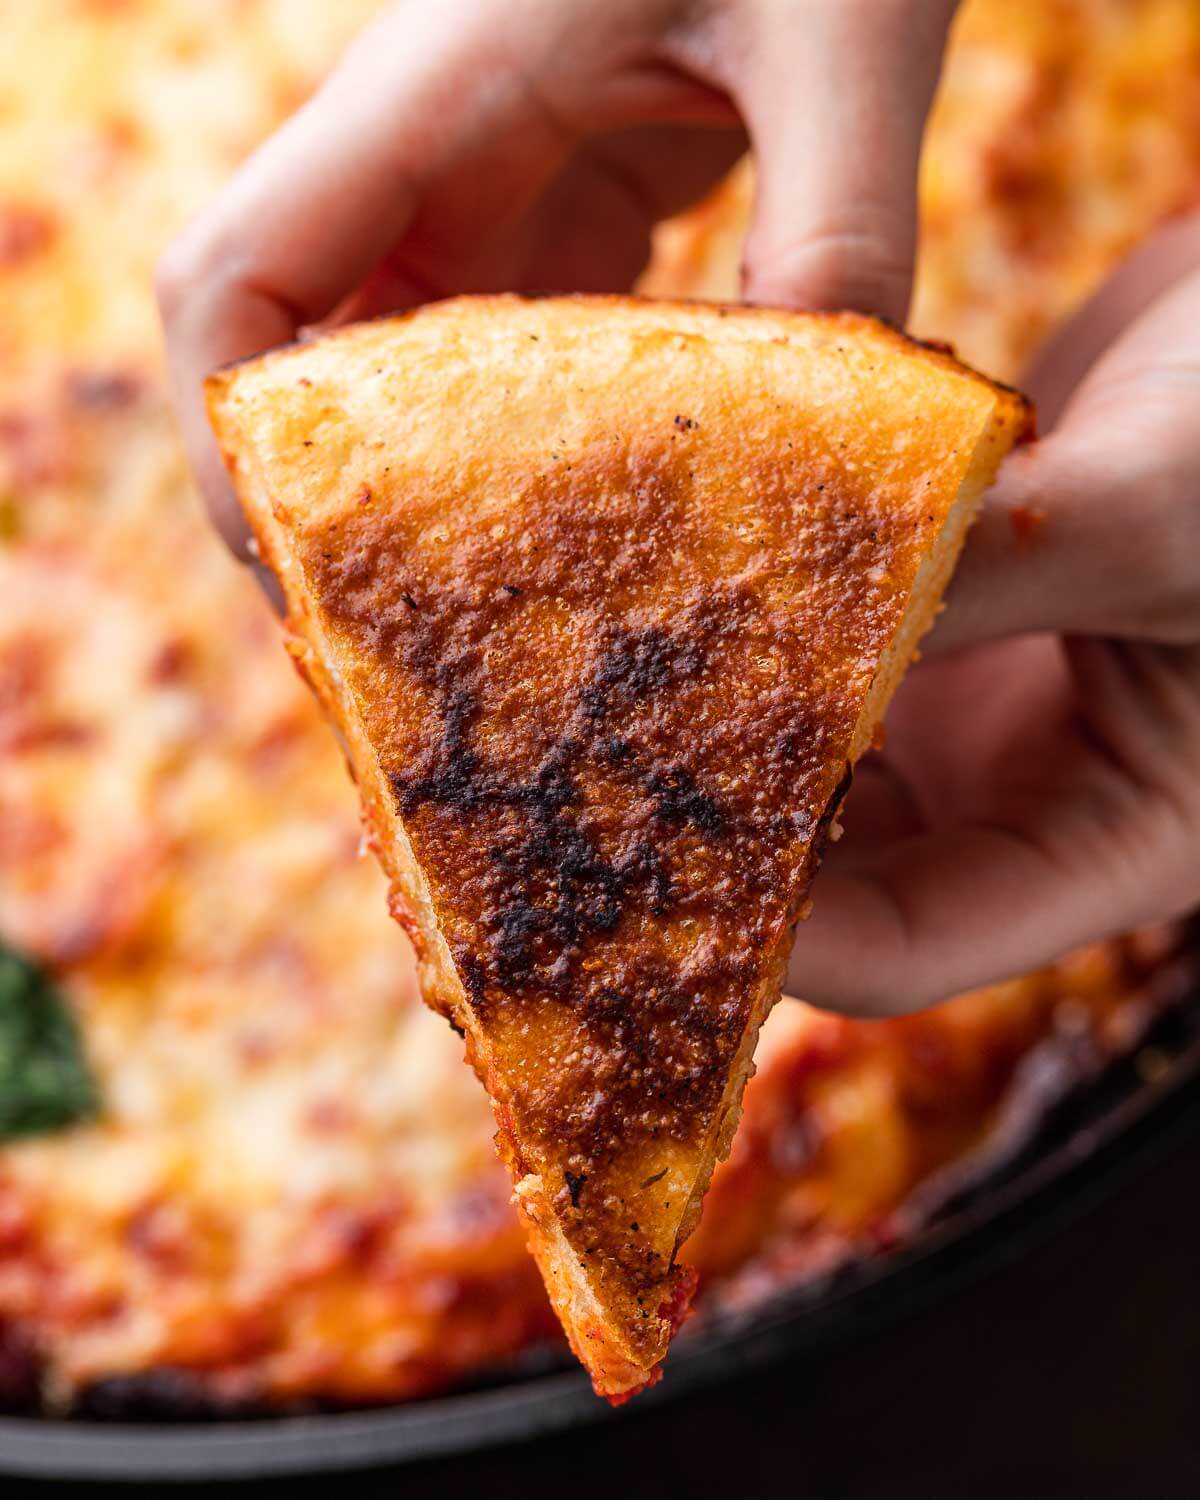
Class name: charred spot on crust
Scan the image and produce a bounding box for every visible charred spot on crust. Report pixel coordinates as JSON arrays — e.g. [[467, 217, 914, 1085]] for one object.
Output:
[[455, 949, 487, 1005], [390, 687, 485, 813], [582, 626, 704, 720], [485, 815, 623, 990], [564, 1170, 587, 1208], [528, 954, 755, 1216], [387, 613, 735, 1000], [646, 767, 724, 834], [621, 839, 673, 914]]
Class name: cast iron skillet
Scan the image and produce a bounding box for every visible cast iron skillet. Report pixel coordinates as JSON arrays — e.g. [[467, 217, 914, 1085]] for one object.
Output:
[[2, 974, 1198, 1482]]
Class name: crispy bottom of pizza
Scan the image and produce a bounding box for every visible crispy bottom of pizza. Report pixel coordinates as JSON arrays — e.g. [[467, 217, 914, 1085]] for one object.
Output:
[[207, 294, 1030, 1397]]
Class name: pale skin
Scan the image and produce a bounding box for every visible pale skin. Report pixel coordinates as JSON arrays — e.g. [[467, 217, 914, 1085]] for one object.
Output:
[[158, 0, 1200, 1016]]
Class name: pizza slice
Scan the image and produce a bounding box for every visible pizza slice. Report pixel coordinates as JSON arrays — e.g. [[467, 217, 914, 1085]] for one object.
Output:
[[206, 295, 1030, 1399]]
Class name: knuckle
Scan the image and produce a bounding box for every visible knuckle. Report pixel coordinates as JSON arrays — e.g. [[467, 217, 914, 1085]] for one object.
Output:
[[744, 226, 911, 318]]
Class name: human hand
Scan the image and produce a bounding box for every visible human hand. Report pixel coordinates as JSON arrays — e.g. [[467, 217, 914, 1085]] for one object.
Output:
[[157, 0, 959, 553], [786, 216, 1200, 1013], [161, 1, 1200, 1017]]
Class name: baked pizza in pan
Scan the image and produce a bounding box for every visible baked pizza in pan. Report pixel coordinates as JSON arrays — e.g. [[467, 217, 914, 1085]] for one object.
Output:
[[1, 0, 1197, 1414]]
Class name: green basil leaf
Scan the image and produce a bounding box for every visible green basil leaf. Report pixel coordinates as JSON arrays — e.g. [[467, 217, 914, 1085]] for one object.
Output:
[[0, 944, 99, 1141]]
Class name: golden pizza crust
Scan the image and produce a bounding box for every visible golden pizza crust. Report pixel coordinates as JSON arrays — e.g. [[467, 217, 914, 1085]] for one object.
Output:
[[207, 293, 1029, 1396]]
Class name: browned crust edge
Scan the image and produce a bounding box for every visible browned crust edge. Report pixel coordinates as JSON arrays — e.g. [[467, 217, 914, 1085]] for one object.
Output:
[[208, 293, 1033, 422]]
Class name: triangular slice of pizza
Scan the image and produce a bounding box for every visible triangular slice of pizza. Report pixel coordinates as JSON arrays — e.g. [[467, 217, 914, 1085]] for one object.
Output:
[[207, 295, 1030, 1399]]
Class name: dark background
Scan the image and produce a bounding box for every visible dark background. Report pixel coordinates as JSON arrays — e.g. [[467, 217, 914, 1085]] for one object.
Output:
[[11, 1122, 1199, 1499]]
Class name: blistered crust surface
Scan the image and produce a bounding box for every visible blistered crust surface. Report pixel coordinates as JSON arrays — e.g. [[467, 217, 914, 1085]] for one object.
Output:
[[209, 295, 1027, 1371]]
